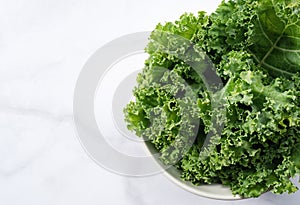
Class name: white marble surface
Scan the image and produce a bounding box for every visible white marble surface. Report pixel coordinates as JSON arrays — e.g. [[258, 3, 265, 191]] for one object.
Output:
[[0, 0, 299, 204]]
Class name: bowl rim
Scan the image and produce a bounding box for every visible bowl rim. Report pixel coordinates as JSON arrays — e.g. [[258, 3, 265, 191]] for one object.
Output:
[[143, 141, 244, 200]]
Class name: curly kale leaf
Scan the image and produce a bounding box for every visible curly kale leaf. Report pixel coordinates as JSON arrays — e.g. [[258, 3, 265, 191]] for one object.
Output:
[[249, 0, 300, 77], [205, 0, 300, 77], [124, 0, 300, 198]]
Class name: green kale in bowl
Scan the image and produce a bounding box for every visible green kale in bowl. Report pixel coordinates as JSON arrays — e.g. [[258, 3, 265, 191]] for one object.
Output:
[[124, 0, 300, 198]]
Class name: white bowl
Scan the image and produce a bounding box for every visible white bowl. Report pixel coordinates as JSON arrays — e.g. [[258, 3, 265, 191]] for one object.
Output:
[[143, 141, 243, 200]]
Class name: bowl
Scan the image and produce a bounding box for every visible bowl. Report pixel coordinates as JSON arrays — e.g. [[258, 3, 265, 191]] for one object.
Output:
[[143, 140, 243, 200]]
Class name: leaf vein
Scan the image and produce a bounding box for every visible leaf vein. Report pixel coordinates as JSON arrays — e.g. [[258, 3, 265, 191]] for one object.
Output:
[[262, 61, 293, 76], [258, 18, 274, 45], [274, 46, 300, 53], [283, 35, 300, 41]]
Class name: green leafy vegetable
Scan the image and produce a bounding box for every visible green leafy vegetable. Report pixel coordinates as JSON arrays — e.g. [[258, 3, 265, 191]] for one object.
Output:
[[124, 0, 300, 198], [250, 0, 300, 77]]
